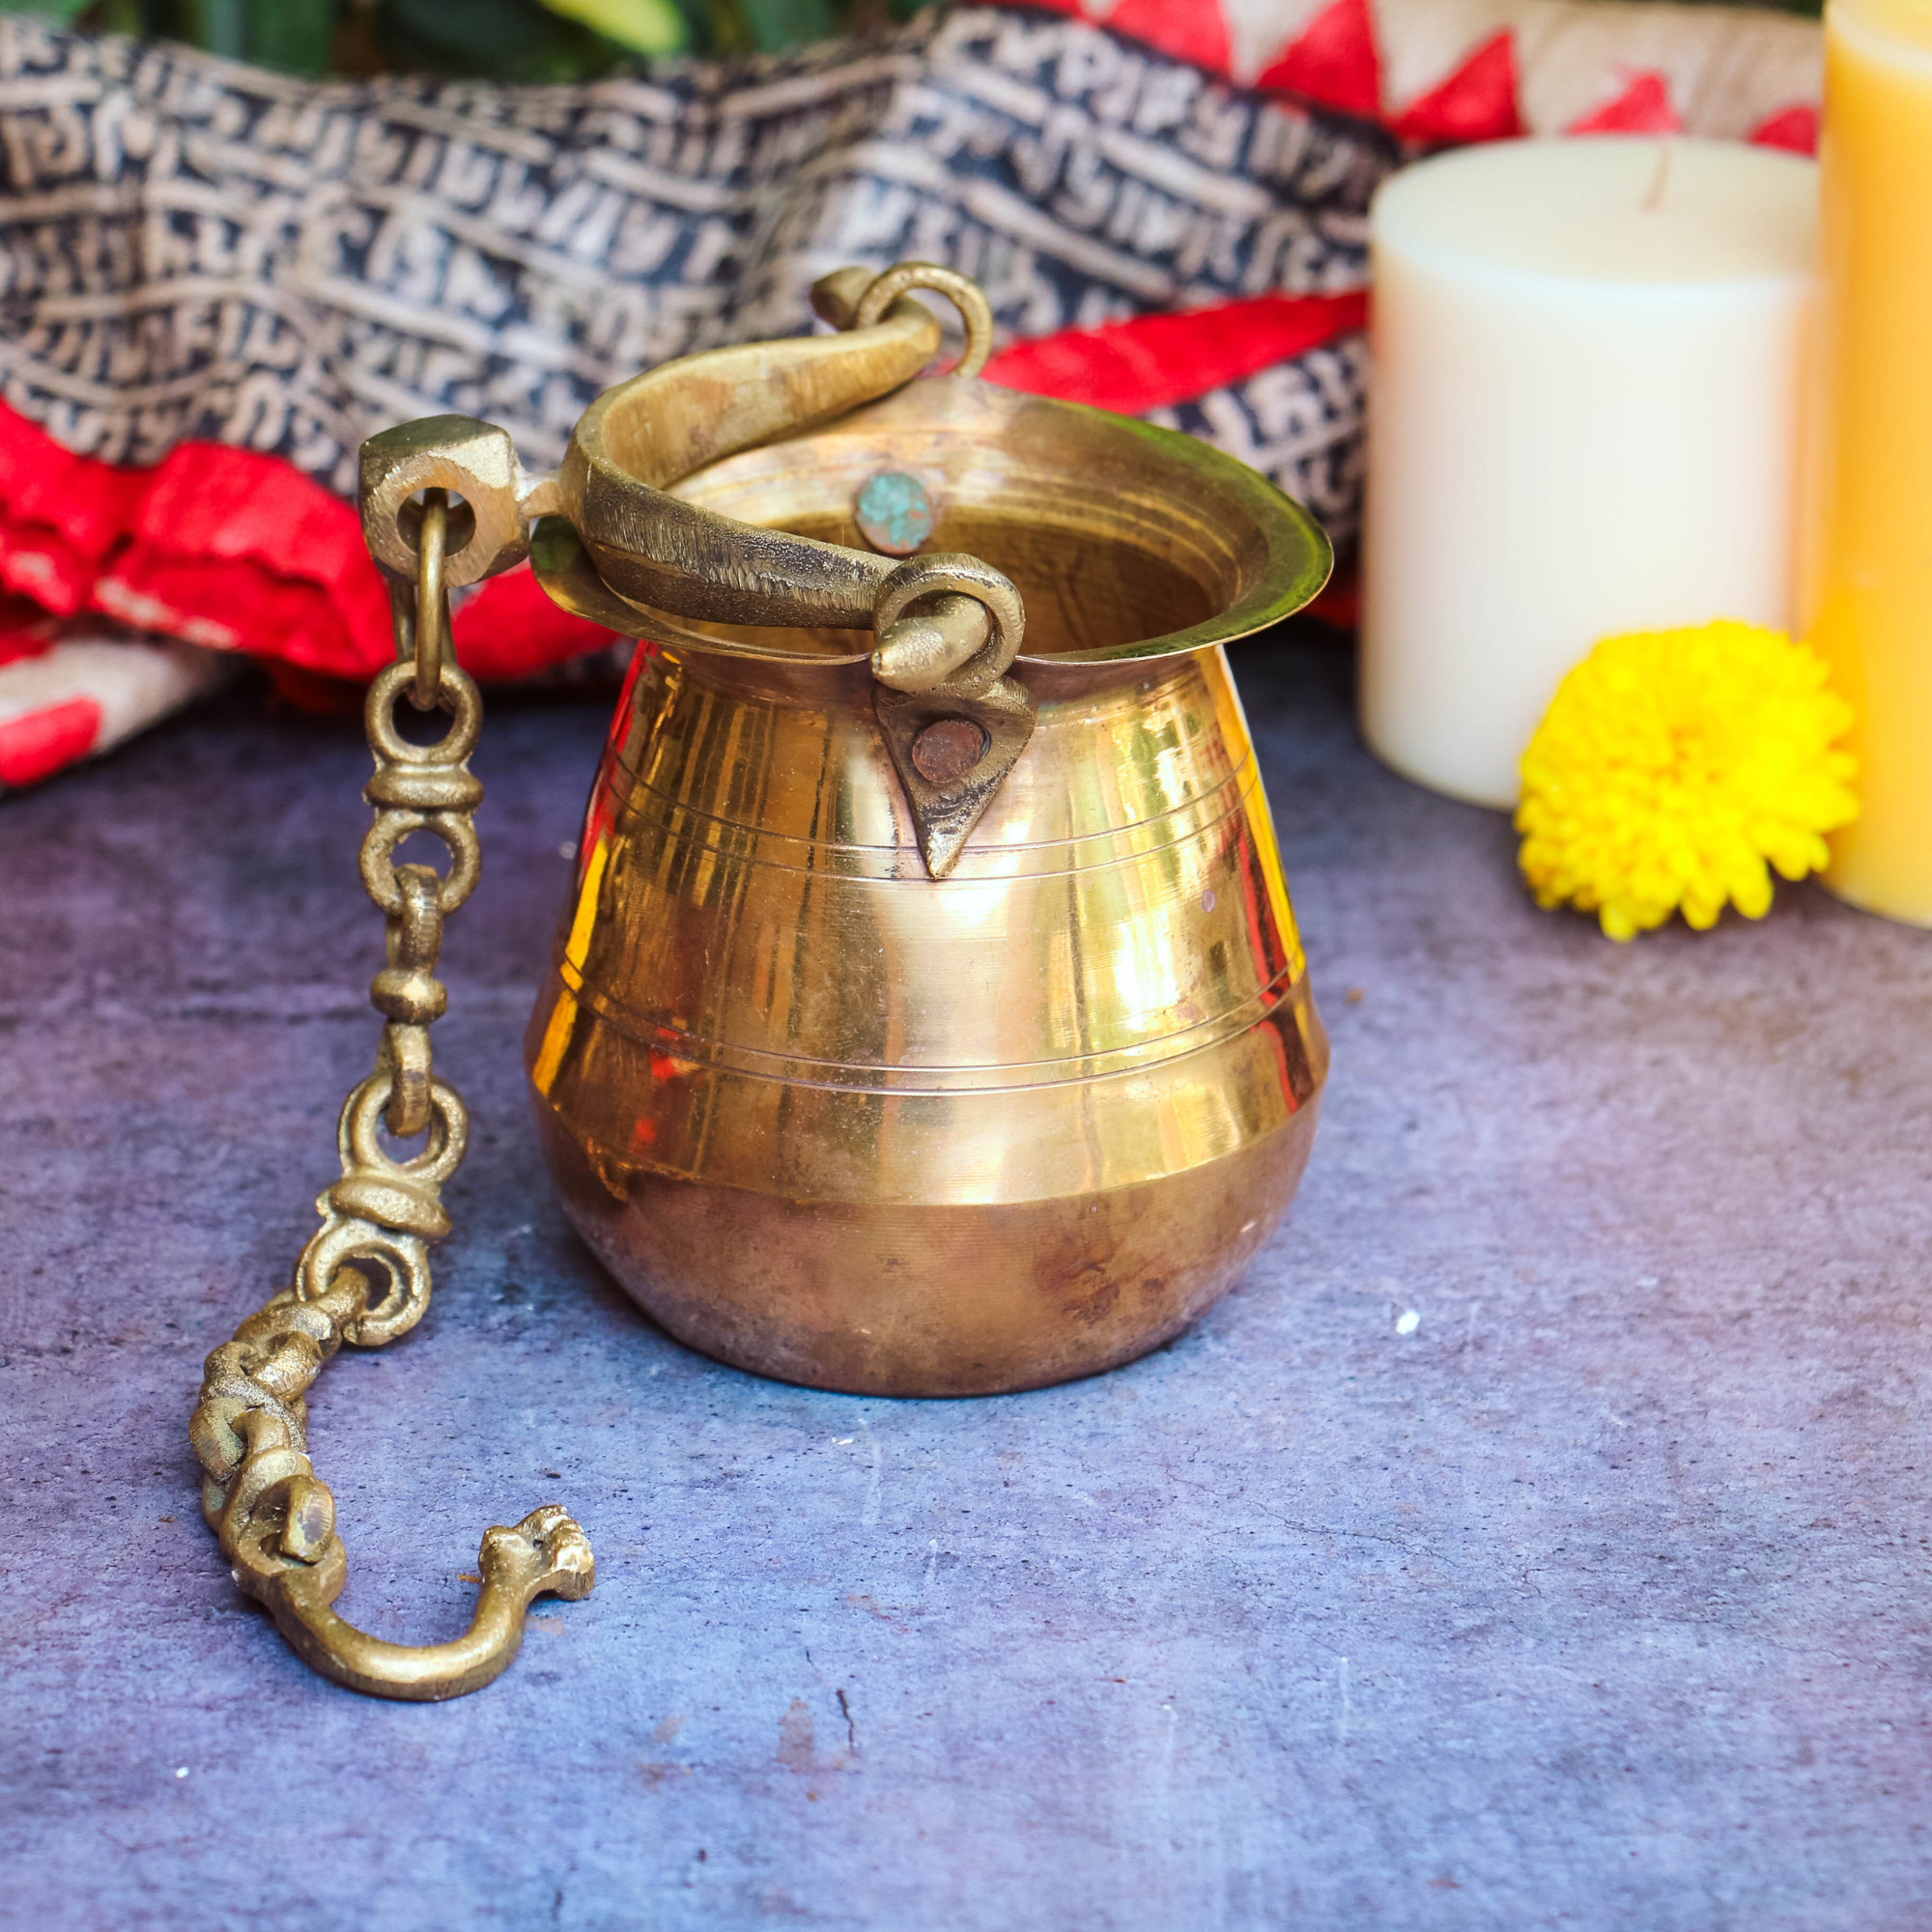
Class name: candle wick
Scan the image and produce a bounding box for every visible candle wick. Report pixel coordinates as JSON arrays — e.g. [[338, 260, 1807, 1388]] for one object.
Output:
[[1640, 139, 1674, 213]]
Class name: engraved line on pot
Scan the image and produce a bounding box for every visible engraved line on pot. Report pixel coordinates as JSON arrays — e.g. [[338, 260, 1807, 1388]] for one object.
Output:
[[538, 966, 1314, 1095], [547, 834, 1303, 1061], [528, 1029, 1323, 1200], [589, 756, 1264, 883]]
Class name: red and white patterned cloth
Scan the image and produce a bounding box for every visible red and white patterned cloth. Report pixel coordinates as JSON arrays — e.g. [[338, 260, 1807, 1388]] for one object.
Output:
[[0, 1, 1820, 790], [1032, 0, 1820, 145]]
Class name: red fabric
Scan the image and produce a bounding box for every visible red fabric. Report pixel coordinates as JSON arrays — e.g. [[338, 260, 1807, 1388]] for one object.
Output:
[[1306, 569, 1359, 631], [454, 559, 622, 683], [0, 407, 151, 614], [0, 520, 96, 613], [1008, 0, 1236, 78], [982, 291, 1369, 415], [1750, 103, 1820, 154], [0, 695, 99, 785], [1391, 31, 1523, 145], [1256, 0, 1382, 120], [106, 442, 391, 674], [0, 409, 149, 573], [1099, 0, 1232, 79], [1567, 70, 1683, 136], [0, 395, 626, 691], [0, 595, 57, 667]]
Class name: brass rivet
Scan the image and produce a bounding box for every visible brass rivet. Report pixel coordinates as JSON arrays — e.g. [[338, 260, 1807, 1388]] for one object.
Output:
[[910, 717, 987, 783], [855, 470, 935, 556]]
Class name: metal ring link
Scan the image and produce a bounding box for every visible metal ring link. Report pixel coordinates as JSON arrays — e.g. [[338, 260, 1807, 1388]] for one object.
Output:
[[236, 1329, 325, 1404], [386, 867, 445, 971], [378, 1020, 436, 1140], [340, 1070, 469, 1186], [325, 1068, 468, 1237], [296, 1216, 434, 1348], [371, 867, 448, 1027], [295, 1075, 469, 1343], [233, 1288, 351, 1357], [360, 808, 481, 917], [414, 490, 449, 712], [191, 1345, 310, 1482], [191, 1395, 269, 1492], [212, 1408, 337, 1566], [226, 1511, 348, 1595], [365, 660, 482, 769], [218, 1439, 315, 1557]]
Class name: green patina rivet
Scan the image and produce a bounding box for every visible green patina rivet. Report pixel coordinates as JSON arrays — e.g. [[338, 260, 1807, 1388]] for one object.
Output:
[[854, 470, 935, 557]]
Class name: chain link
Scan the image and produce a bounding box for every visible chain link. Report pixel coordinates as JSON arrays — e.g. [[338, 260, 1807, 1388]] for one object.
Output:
[[188, 491, 592, 1699]]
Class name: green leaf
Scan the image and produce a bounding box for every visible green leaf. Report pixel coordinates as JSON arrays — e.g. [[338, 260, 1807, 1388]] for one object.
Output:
[[244, 0, 335, 73], [538, 0, 683, 57], [0, 0, 95, 20], [731, 0, 838, 52], [378, 0, 627, 81]]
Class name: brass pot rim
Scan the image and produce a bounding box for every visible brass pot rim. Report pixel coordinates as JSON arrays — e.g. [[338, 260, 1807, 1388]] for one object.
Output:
[[536, 375, 1332, 668]]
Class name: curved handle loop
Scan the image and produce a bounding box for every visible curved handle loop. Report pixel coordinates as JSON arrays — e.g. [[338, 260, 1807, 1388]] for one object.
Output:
[[252, 1501, 595, 1703], [849, 262, 995, 378]]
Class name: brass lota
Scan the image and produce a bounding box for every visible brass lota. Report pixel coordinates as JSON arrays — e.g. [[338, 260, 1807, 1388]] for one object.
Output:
[[361, 263, 1333, 1399]]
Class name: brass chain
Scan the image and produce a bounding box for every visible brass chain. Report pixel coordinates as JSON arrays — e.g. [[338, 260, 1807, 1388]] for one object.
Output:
[[189, 492, 592, 1701]]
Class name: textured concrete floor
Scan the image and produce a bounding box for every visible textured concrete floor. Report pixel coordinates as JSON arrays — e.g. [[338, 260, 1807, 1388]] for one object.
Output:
[[2, 631, 1929, 1931]]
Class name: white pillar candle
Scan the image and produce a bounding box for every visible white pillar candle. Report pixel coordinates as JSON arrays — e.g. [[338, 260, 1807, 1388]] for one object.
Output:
[[1360, 136, 1817, 810]]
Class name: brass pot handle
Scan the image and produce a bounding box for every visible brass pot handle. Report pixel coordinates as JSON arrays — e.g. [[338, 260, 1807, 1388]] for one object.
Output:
[[357, 265, 1037, 890], [357, 263, 1017, 668], [553, 262, 1011, 644]]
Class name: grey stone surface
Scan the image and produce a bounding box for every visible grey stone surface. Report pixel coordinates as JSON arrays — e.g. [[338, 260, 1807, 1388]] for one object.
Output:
[[2, 631, 1929, 1931]]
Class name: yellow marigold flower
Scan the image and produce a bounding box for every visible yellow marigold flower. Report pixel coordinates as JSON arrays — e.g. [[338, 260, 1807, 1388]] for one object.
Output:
[[1515, 620, 1859, 942]]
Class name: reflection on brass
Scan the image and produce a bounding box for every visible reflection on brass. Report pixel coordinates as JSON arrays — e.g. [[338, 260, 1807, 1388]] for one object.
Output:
[[874, 673, 1038, 878]]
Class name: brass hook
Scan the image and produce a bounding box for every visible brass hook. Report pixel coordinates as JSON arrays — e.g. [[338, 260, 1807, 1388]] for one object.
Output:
[[196, 1268, 595, 1701], [193, 535, 594, 1699]]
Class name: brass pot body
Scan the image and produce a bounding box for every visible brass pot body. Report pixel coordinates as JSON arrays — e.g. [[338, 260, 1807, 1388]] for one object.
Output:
[[525, 377, 1329, 1396]]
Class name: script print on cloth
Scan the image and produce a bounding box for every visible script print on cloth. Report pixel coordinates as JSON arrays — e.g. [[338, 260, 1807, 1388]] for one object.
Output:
[[0, 6, 1393, 534]]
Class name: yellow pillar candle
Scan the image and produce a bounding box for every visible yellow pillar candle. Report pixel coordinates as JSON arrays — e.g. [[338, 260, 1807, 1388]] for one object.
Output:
[[1805, 0, 1932, 922]]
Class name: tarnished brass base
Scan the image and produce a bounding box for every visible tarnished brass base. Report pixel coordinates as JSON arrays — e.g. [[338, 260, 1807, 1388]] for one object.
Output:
[[534, 1068, 1320, 1396]]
